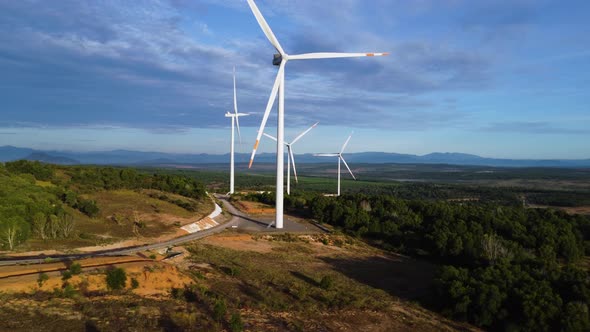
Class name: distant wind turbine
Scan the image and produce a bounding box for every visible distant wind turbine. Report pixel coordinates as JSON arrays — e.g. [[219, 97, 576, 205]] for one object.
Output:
[[245, 0, 388, 228], [315, 133, 356, 196], [263, 122, 319, 195], [225, 67, 249, 195]]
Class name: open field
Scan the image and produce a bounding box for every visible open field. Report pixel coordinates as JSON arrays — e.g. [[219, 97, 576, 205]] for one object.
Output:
[[151, 164, 590, 211]]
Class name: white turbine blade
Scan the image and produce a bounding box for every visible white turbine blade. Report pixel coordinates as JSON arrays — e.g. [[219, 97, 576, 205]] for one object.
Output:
[[233, 67, 238, 115], [249, 63, 285, 168], [246, 0, 285, 55], [233, 67, 241, 142], [263, 133, 277, 141], [289, 146, 298, 183], [289, 52, 389, 61], [291, 122, 319, 145], [236, 116, 242, 143], [340, 156, 356, 180], [314, 153, 339, 157], [340, 133, 353, 154]]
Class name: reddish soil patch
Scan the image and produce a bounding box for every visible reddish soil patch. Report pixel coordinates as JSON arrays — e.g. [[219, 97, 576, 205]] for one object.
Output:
[[0, 258, 191, 296], [234, 200, 275, 215], [201, 234, 275, 253], [528, 204, 590, 215]]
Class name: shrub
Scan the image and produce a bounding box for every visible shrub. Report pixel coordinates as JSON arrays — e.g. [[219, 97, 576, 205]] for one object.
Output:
[[62, 283, 77, 298], [37, 273, 49, 288], [69, 262, 82, 275], [61, 270, 72, 281], [319, 275, 334, 290], [77, 199, 99, 217], [213, 299, 227, 322], [230, 312, 244, 332], [131, 278, 139, 289], [106, 267, 127, 291]]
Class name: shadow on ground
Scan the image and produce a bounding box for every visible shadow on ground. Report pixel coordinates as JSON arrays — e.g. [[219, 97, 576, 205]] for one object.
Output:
[[319, 254, 437, 302]]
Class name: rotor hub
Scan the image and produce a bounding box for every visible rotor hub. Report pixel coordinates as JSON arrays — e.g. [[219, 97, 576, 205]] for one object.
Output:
[[273, 53, 282, 66]]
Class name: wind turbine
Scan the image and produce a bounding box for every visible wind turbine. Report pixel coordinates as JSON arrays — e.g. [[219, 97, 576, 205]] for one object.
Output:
[[245, 0, 388, 229], [263, 122, 319, 195], [225, 67, 249, 195], [315, 133, 356, 196]]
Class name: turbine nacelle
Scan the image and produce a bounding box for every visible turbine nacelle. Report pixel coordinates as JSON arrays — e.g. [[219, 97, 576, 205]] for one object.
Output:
[[273, 53, 283, 66], [225, 112, 249, 118]]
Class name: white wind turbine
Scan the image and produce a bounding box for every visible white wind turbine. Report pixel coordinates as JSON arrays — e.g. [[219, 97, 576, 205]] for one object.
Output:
[[315, 133, 356, 196], [225, 67, 249, 195], [245, 0, 388, 229], [263, 122, 319, 195]]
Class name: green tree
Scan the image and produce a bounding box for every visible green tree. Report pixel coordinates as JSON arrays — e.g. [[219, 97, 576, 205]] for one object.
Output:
[[561, 302, 590, 332], [0, 216, 29, 250], [106, 267, 127, 291], [32, 212, 47, 240], [77, 199, 99, 218]]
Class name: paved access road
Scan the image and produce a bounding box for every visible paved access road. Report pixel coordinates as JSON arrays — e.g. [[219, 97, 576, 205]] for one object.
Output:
[[0, 194, 325, 266], [0, 195, 240, 266]]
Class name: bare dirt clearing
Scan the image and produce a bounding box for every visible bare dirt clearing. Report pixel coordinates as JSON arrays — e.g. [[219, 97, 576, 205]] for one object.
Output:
[[0, 256, 190, 296]]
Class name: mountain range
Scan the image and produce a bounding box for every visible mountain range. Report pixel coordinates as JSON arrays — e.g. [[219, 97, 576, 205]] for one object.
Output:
[[1, 145, 589, 168]]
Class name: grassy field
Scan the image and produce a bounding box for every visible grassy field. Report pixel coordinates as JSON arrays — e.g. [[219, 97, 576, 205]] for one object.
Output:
[[153, 164, 590, 211]]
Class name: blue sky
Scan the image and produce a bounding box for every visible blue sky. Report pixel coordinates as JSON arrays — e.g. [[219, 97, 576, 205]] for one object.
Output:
[[0, 0, 588, 159]]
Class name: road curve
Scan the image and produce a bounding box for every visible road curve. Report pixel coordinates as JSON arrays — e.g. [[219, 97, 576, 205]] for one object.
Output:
[[0, 195, 242, 267]]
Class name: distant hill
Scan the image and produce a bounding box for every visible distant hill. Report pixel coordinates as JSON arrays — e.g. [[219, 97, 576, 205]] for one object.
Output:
[[24, 152, 79, 165], [0, 146, 34, 162], [1, 145, 589, 168]]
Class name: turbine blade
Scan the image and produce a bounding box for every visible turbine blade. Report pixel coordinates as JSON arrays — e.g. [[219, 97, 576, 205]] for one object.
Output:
[[340, 156, 356, 180], [289, 52, 389, 60], [246, 0, 285, 55], [249, 63, 285, 168], [263, 133, 277, 141], [236, 116, 242, 143], [291, 121, 319, 145], [289, 146, 298, 183], [314, 153, 339, 157], [233, 66, 238, 115], [233, 67, 241, 143], [340, 133, 353, 154]]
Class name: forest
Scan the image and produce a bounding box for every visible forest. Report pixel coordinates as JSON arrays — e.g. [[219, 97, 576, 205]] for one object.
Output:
[[243, 191, 590, 331], [0, 161, 206, 250]]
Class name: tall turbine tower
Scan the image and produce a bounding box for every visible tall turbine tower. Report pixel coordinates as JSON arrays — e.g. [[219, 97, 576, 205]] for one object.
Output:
[[263, 122, 319, 195], [246, 0, 388, 228], [315, 133, 356, 196], [225, 67, 249, 195]]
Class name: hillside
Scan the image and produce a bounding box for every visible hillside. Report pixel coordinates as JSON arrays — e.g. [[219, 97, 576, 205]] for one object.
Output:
[[0, 233, 480, 331], [0, 161, 211, 252]]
